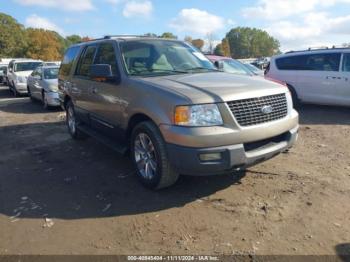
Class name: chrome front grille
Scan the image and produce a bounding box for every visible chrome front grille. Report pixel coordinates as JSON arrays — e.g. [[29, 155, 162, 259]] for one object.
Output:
[[227, 93, 288, 127]]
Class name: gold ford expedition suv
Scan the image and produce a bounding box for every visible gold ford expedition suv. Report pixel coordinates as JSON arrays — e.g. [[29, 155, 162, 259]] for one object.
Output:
[[58, 36, 299, 189]]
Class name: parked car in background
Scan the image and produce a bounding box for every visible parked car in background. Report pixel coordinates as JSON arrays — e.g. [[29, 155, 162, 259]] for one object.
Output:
[[27, 65, 60, 109], [207, 55, 255, 76], [59, 36, 298, 189], [43, 61, 61, 66], [0, 64, 7, 84], [242, 63, 265, 76], [266, 48, 350, 107], [7, 59, 42, 96]]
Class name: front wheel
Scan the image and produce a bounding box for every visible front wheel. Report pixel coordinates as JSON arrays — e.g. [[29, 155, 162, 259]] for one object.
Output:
[[28, 86, 35, 102], [12, 82, 18, 97], [66, 100, 87, 140], [131, 121, 179, 190], [42, 92, 49, 109]]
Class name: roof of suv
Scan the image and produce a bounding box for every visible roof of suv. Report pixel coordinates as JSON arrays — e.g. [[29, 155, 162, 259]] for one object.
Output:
[[71, 35, 182, 47], [274, 47, 350, 59]]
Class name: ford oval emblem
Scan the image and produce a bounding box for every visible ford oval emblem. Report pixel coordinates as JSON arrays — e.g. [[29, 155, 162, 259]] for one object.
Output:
[[261, 105, 273, 114]]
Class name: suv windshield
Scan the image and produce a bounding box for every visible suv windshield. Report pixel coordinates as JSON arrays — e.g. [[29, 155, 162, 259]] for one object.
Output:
[[15, 62, 42, 72], [44, 68, 59, 79], [120, 40, 217, 76]]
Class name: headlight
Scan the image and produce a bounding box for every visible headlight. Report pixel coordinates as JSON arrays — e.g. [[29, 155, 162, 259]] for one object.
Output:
[[174, 104, 223, 126]]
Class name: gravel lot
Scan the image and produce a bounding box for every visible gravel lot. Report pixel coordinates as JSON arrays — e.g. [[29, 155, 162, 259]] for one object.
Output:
[[0, 84, 349, 256]]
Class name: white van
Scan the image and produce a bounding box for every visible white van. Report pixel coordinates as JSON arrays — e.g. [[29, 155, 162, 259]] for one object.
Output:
[[266, 48, 350, 107], [7, 59, 42, 96]]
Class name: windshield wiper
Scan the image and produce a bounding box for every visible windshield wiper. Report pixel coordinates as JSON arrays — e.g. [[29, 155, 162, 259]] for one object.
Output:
[[130, 68, 189, 75], [183, 67, 219, 72]]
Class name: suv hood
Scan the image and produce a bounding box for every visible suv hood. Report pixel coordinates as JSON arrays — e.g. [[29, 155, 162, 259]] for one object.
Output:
[[14, 71, 33, 77], [140, 72, 288, 104]]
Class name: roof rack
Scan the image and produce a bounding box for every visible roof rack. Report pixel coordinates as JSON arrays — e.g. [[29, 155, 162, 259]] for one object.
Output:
[[104, 35, 153, 39], [286, 45, 350, 54], [79, 35, 150, 43]]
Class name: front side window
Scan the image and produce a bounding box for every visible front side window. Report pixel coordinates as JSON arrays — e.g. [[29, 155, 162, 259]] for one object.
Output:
[[119, 40, 216, 76], [15, 62, 42, 72], [60, 46, 80, 77], [76, 46, 97, 77], [276, 53, 341, 71], [342, 53, 350, 72], [44, 68, 59, 79], [94, 43, 118, 75]]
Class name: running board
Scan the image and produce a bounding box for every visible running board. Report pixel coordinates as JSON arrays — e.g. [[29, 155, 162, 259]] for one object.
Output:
[[77, 124, 128, 155]]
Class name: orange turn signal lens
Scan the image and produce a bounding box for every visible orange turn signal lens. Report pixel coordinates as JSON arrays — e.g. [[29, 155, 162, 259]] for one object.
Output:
[[174, 106, 190, 125]]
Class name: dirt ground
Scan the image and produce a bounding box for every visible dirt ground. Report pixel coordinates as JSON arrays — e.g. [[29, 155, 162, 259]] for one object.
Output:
[[0, 84, 349, 256]]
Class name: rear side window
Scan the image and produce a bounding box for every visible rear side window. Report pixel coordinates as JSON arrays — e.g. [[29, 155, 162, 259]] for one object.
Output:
[[76, 46, 97, 77], [94, 42, 118, 75], [342, 53, 350, 72], [276, 53, 341, 71], [60, 46, 80, 77]]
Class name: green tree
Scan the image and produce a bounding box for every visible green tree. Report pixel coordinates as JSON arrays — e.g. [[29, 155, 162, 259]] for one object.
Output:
[[221, 38, 231, 57], [225, 27, 280, 58], [65, 34, 82, 46], [160, 32, 177, 39], [0, 13, 27, 57], [25, 28, 63, 61], [214, 44, 224, 56], [191, 39, 205, 50], [144, 33, 158, 37]]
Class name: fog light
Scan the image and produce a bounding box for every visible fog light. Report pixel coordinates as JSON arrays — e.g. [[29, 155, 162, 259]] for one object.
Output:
[[199, 153, 222, 162]]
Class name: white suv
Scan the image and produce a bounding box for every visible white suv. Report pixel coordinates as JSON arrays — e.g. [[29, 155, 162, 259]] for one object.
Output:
[[7, 59, 42, 96], [266, 48, 350, 107]]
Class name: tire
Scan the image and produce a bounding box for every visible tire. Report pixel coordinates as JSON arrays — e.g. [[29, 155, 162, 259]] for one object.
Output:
[[287, 84, 300, 108], [130, 121, 179, 190], [28, 86, 35, 102], [66, 100, 87, 140], [12, 82, 18, 97], [42, 92, 49, 110]]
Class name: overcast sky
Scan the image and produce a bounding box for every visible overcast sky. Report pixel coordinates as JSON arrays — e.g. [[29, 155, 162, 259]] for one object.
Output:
[[2, 0, 350, 52]]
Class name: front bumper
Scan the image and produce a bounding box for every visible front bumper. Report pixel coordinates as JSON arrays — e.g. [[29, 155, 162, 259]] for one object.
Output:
[[13, 82, 28, 94], [45, 92, 61, 106], [166, 125, 298, 176]]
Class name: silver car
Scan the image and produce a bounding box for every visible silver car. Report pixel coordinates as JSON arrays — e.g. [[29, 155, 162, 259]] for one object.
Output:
[[27, 65, 61, 109]]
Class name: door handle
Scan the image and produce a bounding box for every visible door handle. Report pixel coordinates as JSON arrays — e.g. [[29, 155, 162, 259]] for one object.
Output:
[[326, 76, 341, 80]]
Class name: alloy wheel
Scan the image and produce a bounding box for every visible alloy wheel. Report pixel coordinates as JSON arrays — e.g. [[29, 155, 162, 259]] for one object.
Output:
[[67, 106, 76, 134], [134, 133, 158, 180]]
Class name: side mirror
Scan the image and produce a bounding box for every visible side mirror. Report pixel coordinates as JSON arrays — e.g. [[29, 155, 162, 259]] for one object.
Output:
[[89, 64, 114, 82], [9, 68, 13, 73], [214, 61, 224, 70]]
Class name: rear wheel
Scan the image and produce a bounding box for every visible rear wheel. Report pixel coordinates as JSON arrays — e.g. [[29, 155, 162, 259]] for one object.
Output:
[[131, 121, 179, 190], [66, 100, 87, 140]]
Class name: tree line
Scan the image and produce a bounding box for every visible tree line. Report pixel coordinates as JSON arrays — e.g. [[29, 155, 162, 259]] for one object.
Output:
[[1, 12, 282, 61]]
